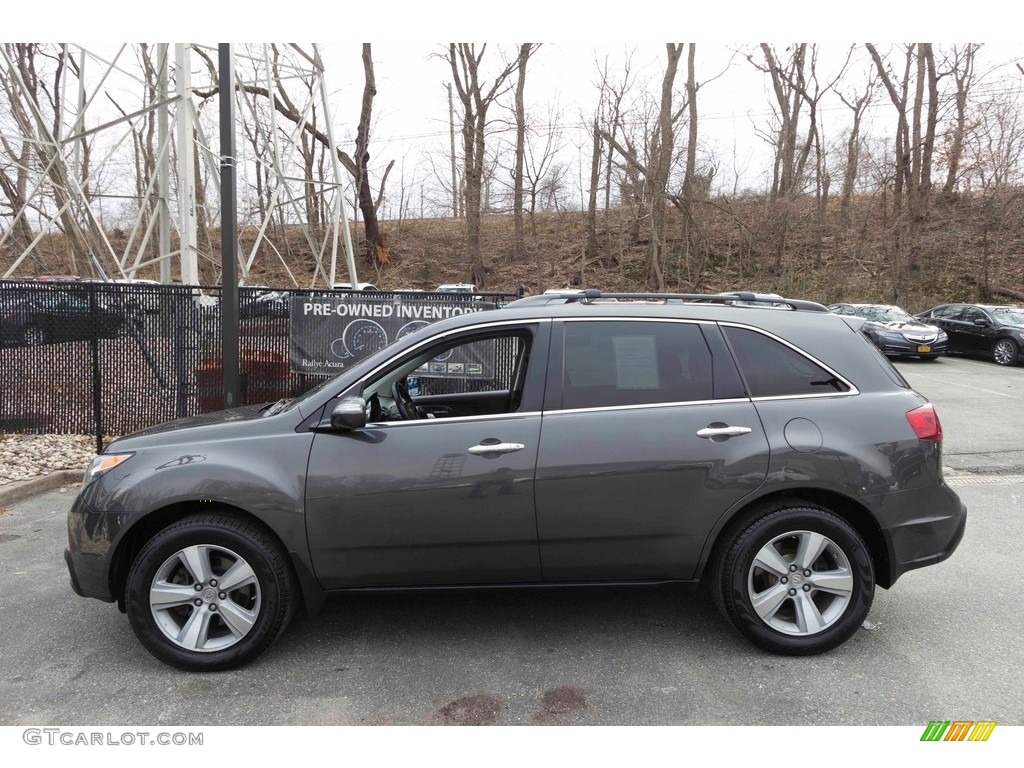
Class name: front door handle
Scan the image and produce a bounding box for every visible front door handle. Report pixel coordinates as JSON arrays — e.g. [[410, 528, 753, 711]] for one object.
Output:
[[696, 425, 752, 439], [468, 442, 525, 455]]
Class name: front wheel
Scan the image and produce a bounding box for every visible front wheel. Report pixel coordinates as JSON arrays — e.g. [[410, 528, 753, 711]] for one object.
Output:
[[126, 513, 296, 671], [992, 338, 1018, 366], [711, 501, 874, 655]]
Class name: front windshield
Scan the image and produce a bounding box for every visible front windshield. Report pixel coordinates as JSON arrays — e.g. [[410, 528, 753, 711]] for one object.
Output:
[[993, 308, 1024, 325], [859, 305, 916, 323]]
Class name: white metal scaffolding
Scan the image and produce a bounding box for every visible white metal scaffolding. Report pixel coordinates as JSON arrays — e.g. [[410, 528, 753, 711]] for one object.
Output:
[[0, 43, 359, 287]]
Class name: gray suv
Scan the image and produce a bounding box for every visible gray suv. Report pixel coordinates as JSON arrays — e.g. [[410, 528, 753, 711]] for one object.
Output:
[[65, 290, 966, 671]]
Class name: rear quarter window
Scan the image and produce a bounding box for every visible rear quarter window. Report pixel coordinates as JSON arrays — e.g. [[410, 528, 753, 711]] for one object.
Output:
[[722, 326, 852, 397]]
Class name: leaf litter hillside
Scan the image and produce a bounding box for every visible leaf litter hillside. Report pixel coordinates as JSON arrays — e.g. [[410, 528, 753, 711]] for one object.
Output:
[[8, 193, 1024, 313]]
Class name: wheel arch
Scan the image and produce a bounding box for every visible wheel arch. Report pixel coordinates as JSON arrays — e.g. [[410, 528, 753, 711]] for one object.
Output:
[[700, 487, 895, 589], [108, 501, 323, 616]]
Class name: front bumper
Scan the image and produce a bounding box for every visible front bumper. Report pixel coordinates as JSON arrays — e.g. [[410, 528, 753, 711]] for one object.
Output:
[[873, 336, 949, 357], [65, 492, 125, 603]]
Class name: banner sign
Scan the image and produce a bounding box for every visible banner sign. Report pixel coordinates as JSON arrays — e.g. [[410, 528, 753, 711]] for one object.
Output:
[[288, 294, 496, 376]]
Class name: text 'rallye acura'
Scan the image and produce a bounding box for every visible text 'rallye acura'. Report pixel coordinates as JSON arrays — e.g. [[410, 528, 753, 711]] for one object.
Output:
[[66, 290, 966, 671]]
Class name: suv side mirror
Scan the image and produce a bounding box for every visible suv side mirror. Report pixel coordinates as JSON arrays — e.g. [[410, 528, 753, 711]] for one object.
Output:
[[330, 397, 368, 430], [973, 317, 991, 327]]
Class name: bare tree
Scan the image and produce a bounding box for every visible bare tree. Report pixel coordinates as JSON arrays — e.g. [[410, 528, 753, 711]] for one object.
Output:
[[522, 108, 565, 232], [446, 83, 460, 217], [962, 79, 1024, 190], [193, 44, 392, 260], [585, 116, 602, 264], [445, 43, 519, 285], [747, 44, 829, 200], [940, 43, 980, 196], [836, 56, 878, 225], [599, 45, 684, 288], [0, 43, 111, 274], [509, 44, 540, 262], [353, 44, 394, 264], [867, 43, 941, 278]]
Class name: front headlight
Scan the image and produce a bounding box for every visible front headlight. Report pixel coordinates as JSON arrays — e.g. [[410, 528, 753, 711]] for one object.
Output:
[[878, 331, 904, 340], [82, 453, 134, 488]]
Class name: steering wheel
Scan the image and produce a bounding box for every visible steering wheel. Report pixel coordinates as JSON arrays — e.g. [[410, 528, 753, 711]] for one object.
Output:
[[392, 380, 421, 420]]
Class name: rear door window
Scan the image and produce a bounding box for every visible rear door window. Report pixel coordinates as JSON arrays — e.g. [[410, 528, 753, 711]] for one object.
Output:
[[558, 320, 714, 409]]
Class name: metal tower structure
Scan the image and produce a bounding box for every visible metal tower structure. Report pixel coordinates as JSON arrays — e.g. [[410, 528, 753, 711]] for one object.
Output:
[[0, 43, 359, 287]]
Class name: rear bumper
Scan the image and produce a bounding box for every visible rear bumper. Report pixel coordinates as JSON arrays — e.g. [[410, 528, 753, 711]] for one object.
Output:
[[883, 493, 967, 585]]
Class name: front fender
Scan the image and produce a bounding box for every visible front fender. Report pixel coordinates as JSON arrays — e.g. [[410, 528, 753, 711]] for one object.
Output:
[[70, 431, 316, 602]]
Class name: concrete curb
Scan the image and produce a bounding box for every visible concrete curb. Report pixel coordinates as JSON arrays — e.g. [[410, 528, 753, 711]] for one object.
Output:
[[0, 470, 84, 506]]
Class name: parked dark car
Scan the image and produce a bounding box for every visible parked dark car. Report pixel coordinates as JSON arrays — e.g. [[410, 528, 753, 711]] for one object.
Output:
[[0, 285, 134, 346], [66, 290, 966, 671], [827, 303, 948, 360], [239, 288, 289, 319], [914, 303, 1024, 366]]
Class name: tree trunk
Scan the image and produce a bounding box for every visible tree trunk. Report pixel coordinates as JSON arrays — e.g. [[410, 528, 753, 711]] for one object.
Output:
[[355, 44, 383, 262], [645, 44, 682, 290], [511, 44, 536, 263], [585, 118, 602, 265], [943, 45, 977, 196]]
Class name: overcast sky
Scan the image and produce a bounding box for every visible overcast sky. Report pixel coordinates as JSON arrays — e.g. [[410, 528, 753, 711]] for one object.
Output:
[[8, 4, 1024, 213]]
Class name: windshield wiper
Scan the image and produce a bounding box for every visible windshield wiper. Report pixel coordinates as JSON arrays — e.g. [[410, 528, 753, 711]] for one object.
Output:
[[261, 397, 294, 416]]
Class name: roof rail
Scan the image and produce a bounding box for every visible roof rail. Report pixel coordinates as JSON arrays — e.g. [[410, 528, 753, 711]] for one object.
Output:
[[505, 289, 829, 312]]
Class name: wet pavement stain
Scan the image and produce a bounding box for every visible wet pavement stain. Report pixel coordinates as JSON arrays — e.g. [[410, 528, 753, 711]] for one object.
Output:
[[434, 693, 505, 725], [532, 685, 589, 724]]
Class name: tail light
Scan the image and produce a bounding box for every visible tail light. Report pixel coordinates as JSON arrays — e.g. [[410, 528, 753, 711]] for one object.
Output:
[[906, 403, 943, 440]]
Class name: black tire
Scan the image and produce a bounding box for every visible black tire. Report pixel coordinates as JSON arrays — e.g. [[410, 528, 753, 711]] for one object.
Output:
[[711, 500, 874, 655], [126, 512, 296, 671], [992, 338, 1018, 366]]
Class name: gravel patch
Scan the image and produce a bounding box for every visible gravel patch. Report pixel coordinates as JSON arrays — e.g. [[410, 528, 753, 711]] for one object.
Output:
[[0, 433, 99, 486]]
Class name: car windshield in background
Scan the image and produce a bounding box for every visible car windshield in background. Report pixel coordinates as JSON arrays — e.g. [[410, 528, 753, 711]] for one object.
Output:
[[992, 308, 1024, 324], [860, 306, 916, 323]]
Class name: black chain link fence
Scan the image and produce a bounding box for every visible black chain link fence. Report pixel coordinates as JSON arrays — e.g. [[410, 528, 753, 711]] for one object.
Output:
[[1, 280, 521, 451]]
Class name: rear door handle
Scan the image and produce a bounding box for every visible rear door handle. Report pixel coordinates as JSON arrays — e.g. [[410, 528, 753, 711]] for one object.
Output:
[[696, 425, 752, 439], [468, 442, 525, 455]]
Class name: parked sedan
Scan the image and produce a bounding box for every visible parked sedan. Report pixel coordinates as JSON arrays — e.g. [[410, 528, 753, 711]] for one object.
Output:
[[0, 287, 133, 346], [828, 303, 947, 359], [915, 303, 1024, 366]]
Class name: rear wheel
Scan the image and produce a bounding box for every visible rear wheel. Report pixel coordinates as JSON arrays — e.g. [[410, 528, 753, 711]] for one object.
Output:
[[126, 512, 295, 671], [993, 338, 1018, 366], [711, 501, 874, 655]]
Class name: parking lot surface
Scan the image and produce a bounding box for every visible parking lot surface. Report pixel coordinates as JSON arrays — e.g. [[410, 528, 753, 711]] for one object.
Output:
[[0, 356, 1020, 726]]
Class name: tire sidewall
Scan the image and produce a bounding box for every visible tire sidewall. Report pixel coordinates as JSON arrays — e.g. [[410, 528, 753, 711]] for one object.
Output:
[[126, 518, 286, 672], [724, 508, 874, 655]]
